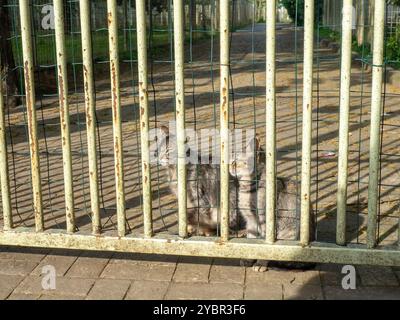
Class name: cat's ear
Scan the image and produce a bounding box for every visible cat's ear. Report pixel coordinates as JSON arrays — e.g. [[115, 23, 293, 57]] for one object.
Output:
[[246, 134, 260, 153], [254, 133, 261, 151], [159, 125, 169, 136]]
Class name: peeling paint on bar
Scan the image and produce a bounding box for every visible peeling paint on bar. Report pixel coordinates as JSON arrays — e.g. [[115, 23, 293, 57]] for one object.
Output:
[[300, 0, 314, 246], [265, 0, 276, 244], [367, 0, 385, 249], [107, 0, 126, 237], [54, 0, 75, 233], [136, 0, 153, 238], [19, 0, 44, 232], [336, 0, 353, 246], [0, 55, 12, 231], [173, 0, 187, 238], [79, 0, 101, 235], [220, 0, 230, 242], [0, 228, 399, 266]]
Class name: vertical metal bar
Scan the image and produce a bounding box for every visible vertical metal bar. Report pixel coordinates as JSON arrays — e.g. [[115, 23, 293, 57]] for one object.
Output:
[[54, 0, 75, 233], [220, 0, 230, 242], [173, 0, 187, 238], [265, 0, 276, 243], [0, 58, 12, 231], [19, 1, 44, 232], [136, 0, 153, 237], [300, 0, 314, 246], [336, 0, 353, 246], [367, 0, 385, 249], [107, 0, 126, 237], [79, 0, 101, 235]]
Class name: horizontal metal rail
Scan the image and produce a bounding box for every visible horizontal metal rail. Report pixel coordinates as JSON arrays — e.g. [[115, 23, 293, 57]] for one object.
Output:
[[0, 228, 399, 267], [0, 0, 397, 268]]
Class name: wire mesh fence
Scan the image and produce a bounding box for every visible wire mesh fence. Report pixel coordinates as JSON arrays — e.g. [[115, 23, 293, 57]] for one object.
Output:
[[0, 0, 399, 264]]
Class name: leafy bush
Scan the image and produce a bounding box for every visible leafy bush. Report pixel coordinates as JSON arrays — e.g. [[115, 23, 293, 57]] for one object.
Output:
[[279, 0, 304, 25], [386, 26, 400, 68]]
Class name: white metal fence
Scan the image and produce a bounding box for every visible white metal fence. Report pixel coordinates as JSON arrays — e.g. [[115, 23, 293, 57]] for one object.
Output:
[[0, 0, 399, 267]]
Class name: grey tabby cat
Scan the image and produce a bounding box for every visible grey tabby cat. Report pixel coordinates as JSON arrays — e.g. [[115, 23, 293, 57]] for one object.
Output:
[[229, 134, 316, 271], [155, 126, 243, 236]]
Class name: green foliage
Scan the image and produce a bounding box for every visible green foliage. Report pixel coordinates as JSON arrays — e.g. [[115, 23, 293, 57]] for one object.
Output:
[[386, 26, 400, 69], [279, 0, 322, 26], [318, 27, 340, 42], [279, 0, 304, 25]]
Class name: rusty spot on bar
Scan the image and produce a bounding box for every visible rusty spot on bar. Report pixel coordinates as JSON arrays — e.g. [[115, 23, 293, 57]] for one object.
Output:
[[111, 62, 118, 123], [108, 12, 112, 26]]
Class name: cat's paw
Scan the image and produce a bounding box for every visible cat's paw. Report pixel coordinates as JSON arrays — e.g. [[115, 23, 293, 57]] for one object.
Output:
[[252, 260, 269, 272], [240, 259, 256, 267], [187, 224, 196, 236]]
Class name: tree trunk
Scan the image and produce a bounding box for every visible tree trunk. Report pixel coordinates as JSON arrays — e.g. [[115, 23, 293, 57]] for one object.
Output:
[[356, 0, 366, 46], [190, 0, 196, 30], [0, 0, 19, 107], [367, 0, 374, 47]]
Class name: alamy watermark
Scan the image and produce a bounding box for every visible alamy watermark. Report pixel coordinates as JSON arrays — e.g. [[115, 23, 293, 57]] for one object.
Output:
[[41, 265, 56, 290], [150, 121, 259, 171], [341, 265, 356, 290]]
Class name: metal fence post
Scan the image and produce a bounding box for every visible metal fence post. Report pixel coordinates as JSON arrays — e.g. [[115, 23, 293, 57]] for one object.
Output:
[[265, 0, 277, 244], [173, 0, 187, 238], [0, 56, 12, 231], [136, 0, 153, 238], [79, 0, 101, 235], [220, 0, 230, 242], [336, 0, 353, 246], [300, 0, 315, 246], [367, 0, 385, 249], [54, 0, 75, 233], [107, 0, 126, 237], [19, 0, 44, 232]]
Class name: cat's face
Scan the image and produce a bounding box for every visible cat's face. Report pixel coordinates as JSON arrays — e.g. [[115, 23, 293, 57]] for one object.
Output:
[[229, 135, 261, 179], [153, 126, 177, 166]]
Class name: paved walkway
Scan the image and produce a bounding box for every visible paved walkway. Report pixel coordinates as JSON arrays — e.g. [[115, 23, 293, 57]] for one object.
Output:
[[0, 246, 399, 300]]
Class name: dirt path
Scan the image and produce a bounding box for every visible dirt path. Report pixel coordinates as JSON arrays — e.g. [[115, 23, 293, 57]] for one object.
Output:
[[2, 23, 399, 246]]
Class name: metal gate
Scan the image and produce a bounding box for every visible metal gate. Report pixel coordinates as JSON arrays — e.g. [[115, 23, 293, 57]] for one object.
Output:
[[0, 0, 399, 267]]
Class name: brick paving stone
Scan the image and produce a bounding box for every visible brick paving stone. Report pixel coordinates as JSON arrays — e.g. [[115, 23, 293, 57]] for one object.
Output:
[[31, 253, 78, 277], [7, 293, 40, 300], [173, 257, 212, 283], [357, 265, 399, 287], [14, 276, 95, 297], [244, 283, 282, 300], [125, 280, 170, 300], [112, 253, 178, 266], [0, 274, 25, 299], [66, 252, 112, 278], [283, 284, 323, 300], [165, 283, 243, 300], [0, 259, 38, 276], [246, 268, 320, 286], [101, 261, 176, 281], [86, 279, 131, 300], [324, 286, 400, 300], [318, 264, 345, 286], [209, 264, 245, 284], [212, 258, 242, 266], [39, 294, 85, 300], [0, 247, 49, 262]]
